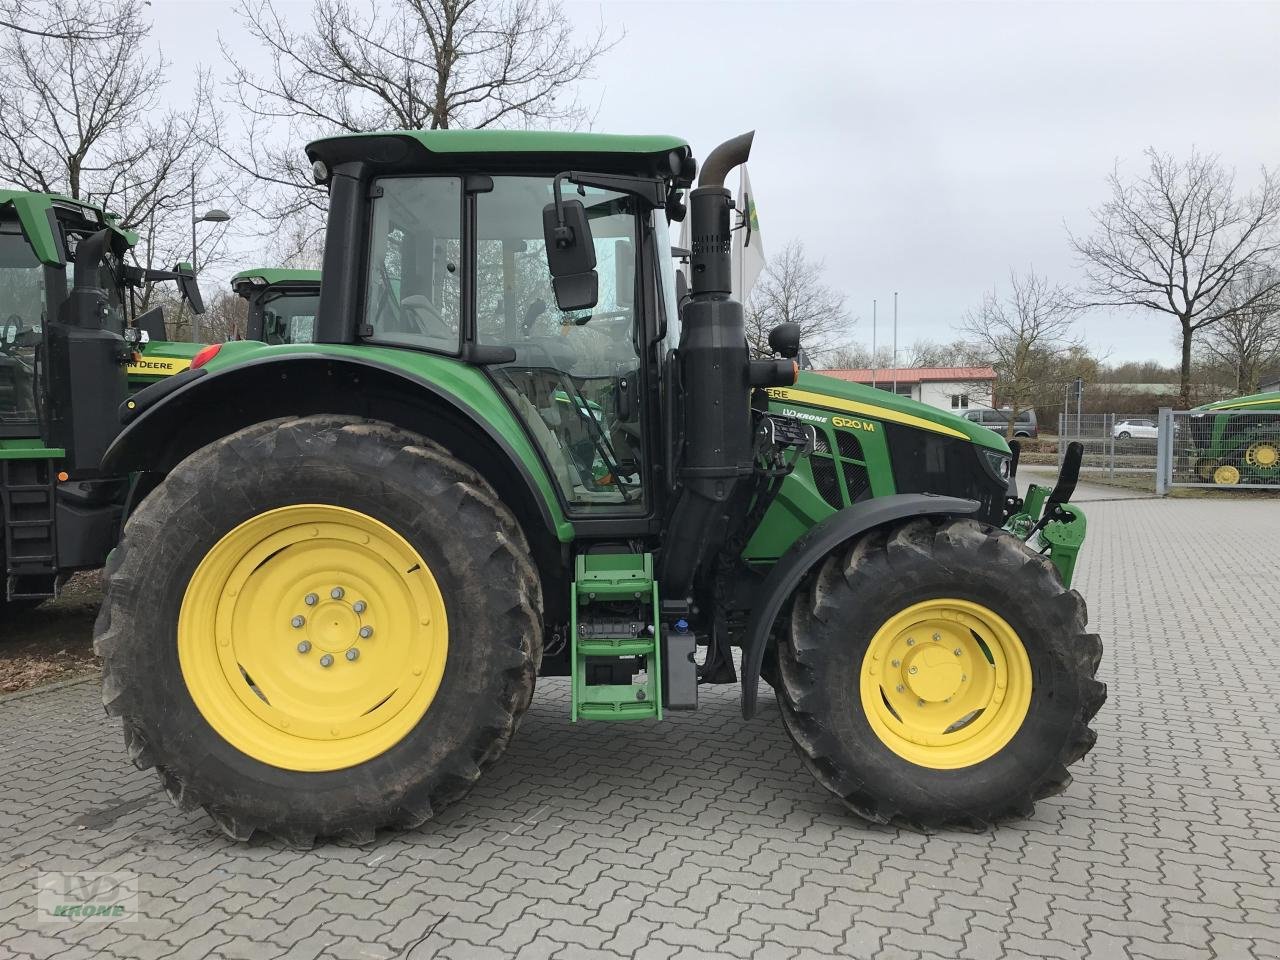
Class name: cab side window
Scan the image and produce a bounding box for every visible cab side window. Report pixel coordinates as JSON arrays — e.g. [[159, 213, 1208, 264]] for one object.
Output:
[[363, 178, 462, 352]]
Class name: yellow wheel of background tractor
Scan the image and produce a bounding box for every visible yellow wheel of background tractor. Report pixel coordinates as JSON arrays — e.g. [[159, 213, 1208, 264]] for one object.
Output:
[[1213, 463, 1241, 485], [1194, 458, 1220, 481], [1244, 441, 1279, 472]]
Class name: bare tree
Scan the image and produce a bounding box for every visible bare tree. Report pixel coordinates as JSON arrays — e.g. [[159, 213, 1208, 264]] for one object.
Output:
[[960, 270, 1080, 437], [1072, 148, 1280, 405], [0, 1, 234, 304], [745, 240, 854, 364], [0, 0, 116, 40], [221, 0, 618, 247], [1197, 269, 1280, 395]]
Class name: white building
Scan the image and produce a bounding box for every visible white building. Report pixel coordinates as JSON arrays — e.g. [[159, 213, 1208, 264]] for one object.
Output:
[[816, 367, 998, 411]]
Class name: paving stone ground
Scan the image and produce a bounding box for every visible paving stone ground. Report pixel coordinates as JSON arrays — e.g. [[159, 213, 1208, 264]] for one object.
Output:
[[2, 485, 1278, 960]]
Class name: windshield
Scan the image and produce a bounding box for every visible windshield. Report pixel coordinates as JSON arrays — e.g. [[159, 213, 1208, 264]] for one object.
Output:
[[0, 226, 47, 424], [257, 290, 320, 344]]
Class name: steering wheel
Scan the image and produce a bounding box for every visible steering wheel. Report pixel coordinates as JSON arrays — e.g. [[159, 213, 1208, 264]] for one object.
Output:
[[0, 314, 27, 356], [400, 296, 452, 339]]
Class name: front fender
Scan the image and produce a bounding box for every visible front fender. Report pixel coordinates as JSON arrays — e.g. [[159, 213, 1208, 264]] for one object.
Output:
[[739, 493, 980, 718]]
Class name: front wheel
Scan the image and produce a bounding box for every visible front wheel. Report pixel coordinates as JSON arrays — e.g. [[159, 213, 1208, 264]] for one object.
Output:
[[776, 517, 1104, 829], [95, 416, 543, 845]]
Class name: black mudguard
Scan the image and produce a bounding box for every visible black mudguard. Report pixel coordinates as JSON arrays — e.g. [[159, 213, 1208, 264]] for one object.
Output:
[[739, 493, 980, 718]]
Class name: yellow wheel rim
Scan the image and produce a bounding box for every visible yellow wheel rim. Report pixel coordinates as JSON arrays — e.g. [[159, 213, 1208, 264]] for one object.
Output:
[[1245, 442, 1278, 470], [1213, 464, 1241, 485], [859, 599, 1032, 770], [179, 505, 449, 772]]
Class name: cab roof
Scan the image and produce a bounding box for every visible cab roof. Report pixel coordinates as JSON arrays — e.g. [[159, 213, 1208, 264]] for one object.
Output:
[[306, 129, 692, 179], [1193, 390, 1280, 412], [231, 267, 322, 289], [0, 189, 135, 265]]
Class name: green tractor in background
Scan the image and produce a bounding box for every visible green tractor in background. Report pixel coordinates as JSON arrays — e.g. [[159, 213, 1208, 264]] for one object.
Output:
[[1186, 390, 1280, 485], [0, 190, 204, 617], [94, 130, 1103, 845], [231, 268, 320, 344]]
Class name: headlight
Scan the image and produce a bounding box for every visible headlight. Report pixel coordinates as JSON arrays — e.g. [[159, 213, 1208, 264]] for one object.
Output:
[[982, 449, 1011, 480]]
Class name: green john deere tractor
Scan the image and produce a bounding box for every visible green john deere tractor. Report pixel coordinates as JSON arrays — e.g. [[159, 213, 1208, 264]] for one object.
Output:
[[231, 268, 320, 344], [1186, 391, 1280, 485], [0, 190, 204, 617], [94, 130, 1103, 844]]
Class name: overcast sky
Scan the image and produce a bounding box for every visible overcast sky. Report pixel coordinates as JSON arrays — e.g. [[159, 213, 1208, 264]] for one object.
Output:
[[151, 0, 1280, 365]]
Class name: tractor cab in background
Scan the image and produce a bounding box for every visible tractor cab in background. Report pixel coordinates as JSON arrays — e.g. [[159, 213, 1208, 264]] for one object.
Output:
[[231, 268, 321, 344], [0, 190, 203, 609]]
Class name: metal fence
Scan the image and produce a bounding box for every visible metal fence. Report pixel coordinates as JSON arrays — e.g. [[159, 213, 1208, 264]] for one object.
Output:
[[1055, 413, 1160, 479], [1156, 407, 1280, 494]]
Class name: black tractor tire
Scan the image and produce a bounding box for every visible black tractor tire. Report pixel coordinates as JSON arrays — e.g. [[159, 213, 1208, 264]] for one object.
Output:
[[95, 415, 543, 846], [776, 516, 1104, 830], [0, 596, 42, 629]]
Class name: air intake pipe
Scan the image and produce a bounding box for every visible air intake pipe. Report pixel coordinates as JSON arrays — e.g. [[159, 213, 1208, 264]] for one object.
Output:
[[658, 132, 758, 600]]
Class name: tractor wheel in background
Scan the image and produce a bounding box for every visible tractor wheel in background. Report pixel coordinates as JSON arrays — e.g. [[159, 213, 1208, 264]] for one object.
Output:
[[775, 517, 1105, 829], [1194, 458, 1220, 481], [95, 415, 542, 846], [1244, 440, 1279, 476], [0, 596, 42, 630], [1213, 463, 1241, 485]]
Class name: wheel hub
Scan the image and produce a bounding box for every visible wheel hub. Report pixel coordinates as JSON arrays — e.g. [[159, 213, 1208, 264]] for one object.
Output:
[[178, 505, 449, 772], [859, 599, 1033, 769], [902, 644, 964, 702]]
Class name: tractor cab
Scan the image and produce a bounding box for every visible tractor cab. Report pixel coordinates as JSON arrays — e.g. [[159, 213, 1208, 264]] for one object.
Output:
[[0, 190, 203, 604], [232, 268, 321, 344]]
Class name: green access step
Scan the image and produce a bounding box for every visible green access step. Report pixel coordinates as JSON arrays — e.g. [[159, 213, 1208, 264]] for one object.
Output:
[[571, 552, 663, 722]]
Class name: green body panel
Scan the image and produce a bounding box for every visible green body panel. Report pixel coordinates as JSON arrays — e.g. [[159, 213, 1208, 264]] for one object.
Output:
[[1193, 390, 1280, 412], [0, 438, 64, 460], [200, 340, 573, 540], [1004, 483, 1085, 586], [1187, 391, 1280, 481], [128, 339, 205, 389], [571, 553, 662, 722], [0, 188, 134, 264], [743, 372, 1009, 561], [231, 267, 322, 287]]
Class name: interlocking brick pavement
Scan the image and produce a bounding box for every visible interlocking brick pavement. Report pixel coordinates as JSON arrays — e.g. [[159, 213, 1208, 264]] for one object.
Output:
[[2, 483, 1278, 959]]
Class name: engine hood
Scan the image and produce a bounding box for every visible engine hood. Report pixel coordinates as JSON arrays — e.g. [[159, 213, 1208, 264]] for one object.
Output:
[[768, 371, 1010, 453]]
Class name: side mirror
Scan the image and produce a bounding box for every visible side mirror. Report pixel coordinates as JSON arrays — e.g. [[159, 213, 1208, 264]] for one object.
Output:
[[541, 198, 598, 311], [768, 322, 802, 359], [615, 239, 634, 308], [173, 262, 206, 315]]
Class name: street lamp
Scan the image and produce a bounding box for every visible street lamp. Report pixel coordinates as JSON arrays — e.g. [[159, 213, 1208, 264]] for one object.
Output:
[[190, 172, 232, 342]]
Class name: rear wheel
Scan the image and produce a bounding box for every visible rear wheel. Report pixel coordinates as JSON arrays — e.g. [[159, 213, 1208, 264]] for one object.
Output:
[[95, 415, 543, 845], [776, 517, 1104, 829], [1117, 431, 1131, 440]]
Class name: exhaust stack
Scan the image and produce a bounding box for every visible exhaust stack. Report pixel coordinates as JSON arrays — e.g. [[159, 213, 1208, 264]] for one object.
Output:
[[658, 132, 757, 601]]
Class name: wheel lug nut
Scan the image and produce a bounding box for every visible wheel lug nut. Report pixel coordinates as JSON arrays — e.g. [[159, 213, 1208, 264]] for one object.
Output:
[[304, 593, 318, 606], [891, 659, 900, 668], [359, 626, 373, 639], [908, 666, 918, 675], [895, 684, 905, 693], [331, 587, 345, 600], [353, 601, 367, 614], [917, 699, 925, 707], [297, 641, 311, 654], [954, 648, 962, 656], [319, 654, 334, 668], [291, 615, 305, 629], [346, 649, 359, 662], [933, 633, 941, 641], [906, 638, 915, 646]]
